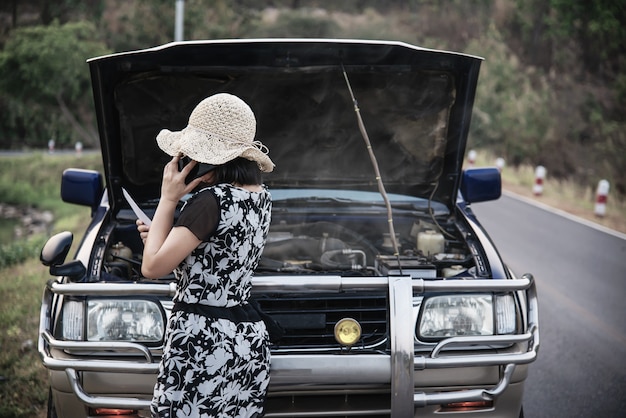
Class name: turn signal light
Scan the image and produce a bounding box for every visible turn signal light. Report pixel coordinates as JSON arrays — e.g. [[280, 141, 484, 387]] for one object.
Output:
[[440, 400, 493, 412], [90, 408, 137, 416]]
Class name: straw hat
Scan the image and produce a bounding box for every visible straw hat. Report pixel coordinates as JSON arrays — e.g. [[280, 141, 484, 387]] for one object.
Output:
[[156, 93, 274, 172]]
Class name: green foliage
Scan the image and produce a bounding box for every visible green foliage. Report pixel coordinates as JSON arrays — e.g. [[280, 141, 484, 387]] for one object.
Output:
[[103, 0, 174, 52], [581, 105, 626, 194], [615, 73, 626, 108], [0, 21, 110, 148], [249, 9, 340, 38], [512, 0, 626, 77], [0, 1, 624, 197], [185, 0, 259, 40], [40, 0, 105, 25], [102, 0, 260, 51], [0, 152, 103, 212], [0, 236, 46, 270], [466, 27, 553, 166], [548, 0, 626, 63]]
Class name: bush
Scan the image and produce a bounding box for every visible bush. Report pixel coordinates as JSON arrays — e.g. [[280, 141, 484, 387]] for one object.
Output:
[[465, 26, 553, 166], [0, 237, 47, 270], [248, 9, 340, 38]]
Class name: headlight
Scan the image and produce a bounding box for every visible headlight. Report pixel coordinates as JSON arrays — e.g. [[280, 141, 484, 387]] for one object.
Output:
[[418, 294, 516, 339], [61, 299, 165, 342], [87, 299, 164, 342]]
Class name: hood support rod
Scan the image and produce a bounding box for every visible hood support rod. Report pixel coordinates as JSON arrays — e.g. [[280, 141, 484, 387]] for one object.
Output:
[[341, 64, 403, 274]]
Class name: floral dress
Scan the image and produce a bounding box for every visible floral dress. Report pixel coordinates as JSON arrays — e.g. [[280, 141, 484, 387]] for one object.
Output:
[[151, 184, 272, 418]]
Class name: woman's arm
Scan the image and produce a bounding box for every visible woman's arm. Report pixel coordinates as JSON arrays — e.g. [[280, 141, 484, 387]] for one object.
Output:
[[140, 154, 207, 278]]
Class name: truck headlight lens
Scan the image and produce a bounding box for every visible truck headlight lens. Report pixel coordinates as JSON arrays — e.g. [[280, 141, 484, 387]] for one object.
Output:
[[87, 299, 164, 342], [418, 294, 516, 339]]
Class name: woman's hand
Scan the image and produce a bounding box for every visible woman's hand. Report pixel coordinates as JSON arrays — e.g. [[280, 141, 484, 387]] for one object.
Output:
[[160, 154, 205, 203], [136, 219, 149, 244]]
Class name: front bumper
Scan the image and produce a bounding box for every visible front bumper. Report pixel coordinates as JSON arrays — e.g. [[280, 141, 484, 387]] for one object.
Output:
[[39, 274, 539, 416]]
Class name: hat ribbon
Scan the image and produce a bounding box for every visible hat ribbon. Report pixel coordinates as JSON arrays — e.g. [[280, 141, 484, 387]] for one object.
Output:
[[186, 125, 270, 155]]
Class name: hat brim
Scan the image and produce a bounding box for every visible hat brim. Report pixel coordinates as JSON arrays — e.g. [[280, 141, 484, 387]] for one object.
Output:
[[156, 128, 274, 173]]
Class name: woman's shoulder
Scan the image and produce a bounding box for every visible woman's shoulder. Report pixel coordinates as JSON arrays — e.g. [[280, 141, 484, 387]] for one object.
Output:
[[184, 187, 218, 207]]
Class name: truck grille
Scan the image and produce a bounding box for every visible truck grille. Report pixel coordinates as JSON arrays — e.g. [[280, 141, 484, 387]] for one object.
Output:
[[256, 292, 389, 349]]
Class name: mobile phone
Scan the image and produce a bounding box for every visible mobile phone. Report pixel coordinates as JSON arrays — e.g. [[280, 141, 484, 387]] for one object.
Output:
[[178, 156, 215, 184]]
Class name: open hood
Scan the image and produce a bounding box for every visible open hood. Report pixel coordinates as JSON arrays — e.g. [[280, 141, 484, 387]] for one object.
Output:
[[88, 39, 482, 211]]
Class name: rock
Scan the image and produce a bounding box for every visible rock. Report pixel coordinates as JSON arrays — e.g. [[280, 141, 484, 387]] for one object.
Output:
[[21, 339, 34, 352], [1, 204, 55, 239]]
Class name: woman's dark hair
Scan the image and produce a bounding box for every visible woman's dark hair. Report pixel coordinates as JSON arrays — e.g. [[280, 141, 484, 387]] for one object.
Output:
[[213, 157, 263, 185]]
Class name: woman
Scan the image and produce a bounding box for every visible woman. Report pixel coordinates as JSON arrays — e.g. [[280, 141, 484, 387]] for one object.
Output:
[[137, 93, 275, 418]]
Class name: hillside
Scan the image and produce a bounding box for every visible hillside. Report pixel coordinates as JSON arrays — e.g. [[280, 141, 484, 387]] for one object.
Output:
[[0, 0, 624, 198]]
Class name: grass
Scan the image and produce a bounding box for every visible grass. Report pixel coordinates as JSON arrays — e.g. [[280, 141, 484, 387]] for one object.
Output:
[[0, 206, 94, 418], [0, 261, 51, 418], [467, 149, 626, 235], [0, 152, 101, 418]]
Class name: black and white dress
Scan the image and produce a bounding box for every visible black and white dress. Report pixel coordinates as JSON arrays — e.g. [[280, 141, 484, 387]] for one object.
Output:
[[151, 184, 272, 418]]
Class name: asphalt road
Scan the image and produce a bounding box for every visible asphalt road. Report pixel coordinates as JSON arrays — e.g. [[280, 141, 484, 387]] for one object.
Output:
[[471, 192, 626, 418]]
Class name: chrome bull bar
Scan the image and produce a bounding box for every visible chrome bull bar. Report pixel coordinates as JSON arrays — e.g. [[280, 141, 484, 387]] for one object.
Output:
[[39, 274, 539, 414]]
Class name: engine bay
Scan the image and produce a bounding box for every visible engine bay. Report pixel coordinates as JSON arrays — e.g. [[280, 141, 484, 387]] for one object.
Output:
[[102, 204, 483, 282]]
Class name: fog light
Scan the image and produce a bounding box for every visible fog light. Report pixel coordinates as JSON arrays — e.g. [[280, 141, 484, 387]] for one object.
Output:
[[334, 318, 361, 347]]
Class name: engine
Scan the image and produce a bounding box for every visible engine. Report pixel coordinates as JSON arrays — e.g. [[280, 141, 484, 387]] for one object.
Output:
[[102, 214, 478, 281]]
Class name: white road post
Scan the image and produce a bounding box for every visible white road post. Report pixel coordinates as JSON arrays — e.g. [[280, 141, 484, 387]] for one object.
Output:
[[467, 149, 476, 167], [533, 165, 546, 196], [495, 157, 505, 172], [594, 179, 610, 217]]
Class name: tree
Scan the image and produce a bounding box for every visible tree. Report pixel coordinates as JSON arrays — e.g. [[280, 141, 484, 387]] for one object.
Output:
[[548, 0, 626, 78], [0, 21, 110, 148]]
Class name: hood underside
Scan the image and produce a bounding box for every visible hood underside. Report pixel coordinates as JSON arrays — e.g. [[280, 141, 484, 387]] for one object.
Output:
[[88, 39, 482, 209]]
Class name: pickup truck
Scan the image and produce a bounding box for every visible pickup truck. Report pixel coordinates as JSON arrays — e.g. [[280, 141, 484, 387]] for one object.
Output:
[[39, 39, 539, 417]]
